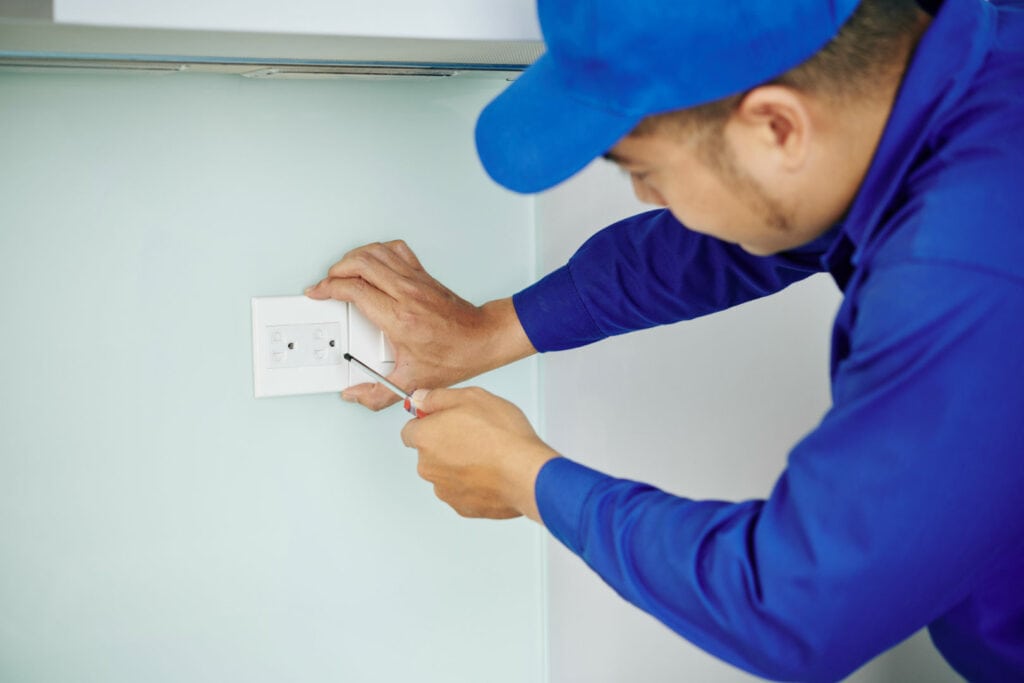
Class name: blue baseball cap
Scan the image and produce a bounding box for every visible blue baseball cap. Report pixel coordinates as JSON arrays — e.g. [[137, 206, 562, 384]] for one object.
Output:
[[475, 0, 861, 194]]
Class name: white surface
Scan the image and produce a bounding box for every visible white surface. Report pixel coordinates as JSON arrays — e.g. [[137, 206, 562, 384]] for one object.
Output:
[[53, 0, 542, 41], [251, 296, 348, 397], [251, 296, 397, 397], [348, 304, 396, 382], [0, 69, 543, 683], [0, 20, 544, 72], [536, 161, 964, 682]]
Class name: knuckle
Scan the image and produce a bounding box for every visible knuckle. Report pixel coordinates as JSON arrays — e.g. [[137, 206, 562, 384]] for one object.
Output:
[[334, 245, 371, 272], [353, 251, 375, 269], [328, 264, 347, 279], [389, 239, 424, 270], [395, 308, 418, 327], [395, 278, 423, 301], [338, 246, 360, 262], [333, 252, 371, 277], [364, 242, 387, 258]]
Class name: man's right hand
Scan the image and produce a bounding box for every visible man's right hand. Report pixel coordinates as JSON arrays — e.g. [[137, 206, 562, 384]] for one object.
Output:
[[305, 240, 536, 411]]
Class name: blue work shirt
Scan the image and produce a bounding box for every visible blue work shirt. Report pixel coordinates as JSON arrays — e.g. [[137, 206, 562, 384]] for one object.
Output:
[[513, 0, 1024, 680]]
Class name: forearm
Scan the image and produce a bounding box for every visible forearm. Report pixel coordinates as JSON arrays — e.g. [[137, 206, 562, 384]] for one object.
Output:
[[514, 209, 830, 352], [469, 297, 537, 378]]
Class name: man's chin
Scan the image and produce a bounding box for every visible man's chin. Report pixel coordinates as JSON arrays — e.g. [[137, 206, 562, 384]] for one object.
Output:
[[738, 242, 778, 257]]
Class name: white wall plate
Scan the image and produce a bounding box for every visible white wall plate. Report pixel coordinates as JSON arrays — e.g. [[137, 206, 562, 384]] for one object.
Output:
[[251, 296, 348, 398], [347, 303, 396, 384], [251, 296, 395, 398]]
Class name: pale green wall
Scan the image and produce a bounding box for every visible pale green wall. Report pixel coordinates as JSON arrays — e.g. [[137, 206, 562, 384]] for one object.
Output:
[[0, 70, 544, 682]]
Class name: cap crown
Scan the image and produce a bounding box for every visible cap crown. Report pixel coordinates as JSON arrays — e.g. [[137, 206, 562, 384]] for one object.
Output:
[[540, 0, 860, 116], [474, 0, 862, 193]]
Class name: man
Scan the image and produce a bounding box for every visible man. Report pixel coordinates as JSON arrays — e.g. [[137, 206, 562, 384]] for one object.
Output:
[[306, 0, 1024, 679]]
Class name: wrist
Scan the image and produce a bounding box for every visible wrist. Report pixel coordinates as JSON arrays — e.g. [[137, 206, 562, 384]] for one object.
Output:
[[504, 444, 560, 524], [473, 298, 537, 375]]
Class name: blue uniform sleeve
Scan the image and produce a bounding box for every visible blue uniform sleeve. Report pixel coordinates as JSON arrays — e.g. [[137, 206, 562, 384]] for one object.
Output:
[[512, 209, 830, 352], [535, 261, 1024, 681]]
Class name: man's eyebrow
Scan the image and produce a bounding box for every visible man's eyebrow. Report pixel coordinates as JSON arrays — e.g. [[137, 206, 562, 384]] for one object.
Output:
[[602, 151, 628, 164]]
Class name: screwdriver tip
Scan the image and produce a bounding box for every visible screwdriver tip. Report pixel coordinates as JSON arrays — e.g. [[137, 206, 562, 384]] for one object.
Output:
[[343, 353, 353, 362]]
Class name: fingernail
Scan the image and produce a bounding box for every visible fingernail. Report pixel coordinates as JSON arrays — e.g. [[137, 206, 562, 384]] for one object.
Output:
[[411, 389, 430, 407], [341, 391, 357, 403]]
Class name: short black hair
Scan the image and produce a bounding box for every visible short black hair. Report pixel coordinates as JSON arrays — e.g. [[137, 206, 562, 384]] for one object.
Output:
[[774, 0, 924, 97]]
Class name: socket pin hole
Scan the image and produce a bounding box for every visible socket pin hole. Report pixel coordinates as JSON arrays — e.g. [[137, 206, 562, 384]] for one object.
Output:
[[288, 342, 295, 350], [329, 340, 336, 347]]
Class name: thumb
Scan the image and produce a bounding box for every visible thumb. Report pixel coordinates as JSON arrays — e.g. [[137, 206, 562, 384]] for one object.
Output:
[[413, 386, 489, 414], [342, 382, 402, 411]]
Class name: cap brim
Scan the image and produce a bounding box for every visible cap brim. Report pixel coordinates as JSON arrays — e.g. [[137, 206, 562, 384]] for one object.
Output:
[[475, 55, 642, 194]]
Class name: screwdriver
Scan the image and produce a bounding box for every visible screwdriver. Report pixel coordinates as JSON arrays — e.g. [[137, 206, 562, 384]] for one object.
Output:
[[343, 352, 427, 417]]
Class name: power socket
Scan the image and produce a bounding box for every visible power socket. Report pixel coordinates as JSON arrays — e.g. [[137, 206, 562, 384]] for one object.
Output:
[[251, 296, 395, 398], [266, 322, 343, 368]]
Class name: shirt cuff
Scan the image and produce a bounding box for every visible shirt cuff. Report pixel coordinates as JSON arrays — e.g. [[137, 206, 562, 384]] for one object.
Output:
[[535, 457, 610, 555], [512, 265, 606, 352]]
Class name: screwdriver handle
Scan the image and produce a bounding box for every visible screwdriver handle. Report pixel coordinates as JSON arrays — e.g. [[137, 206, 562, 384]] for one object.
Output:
[[404, 396, 428, 418]]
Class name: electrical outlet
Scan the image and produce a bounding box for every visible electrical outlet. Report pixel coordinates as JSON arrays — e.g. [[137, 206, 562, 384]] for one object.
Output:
[[266, 322, 344, 368], [251, 296, 348, 398], [251, 296, 396, 398]]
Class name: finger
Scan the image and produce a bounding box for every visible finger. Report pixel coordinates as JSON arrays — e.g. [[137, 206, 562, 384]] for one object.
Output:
[[407, 388, 436, 416], [366, 241, 423, 275], [330, 242, 398, 275], [304, 280, 332, 299], [400, 418, 421, 449], [383, 240, 424, 271], [341, 382, 402, 411], [317, 241, 423, 296], [315, 277, 397, 330], [328, 244, 417, 296], [415, 386, 490, 414]]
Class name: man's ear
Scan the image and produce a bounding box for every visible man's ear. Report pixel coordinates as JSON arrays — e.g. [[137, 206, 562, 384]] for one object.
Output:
[[727, 85, 813, 172]]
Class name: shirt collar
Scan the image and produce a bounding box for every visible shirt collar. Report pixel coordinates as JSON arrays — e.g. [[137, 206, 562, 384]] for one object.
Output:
[[832, 0, 996, 263]]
